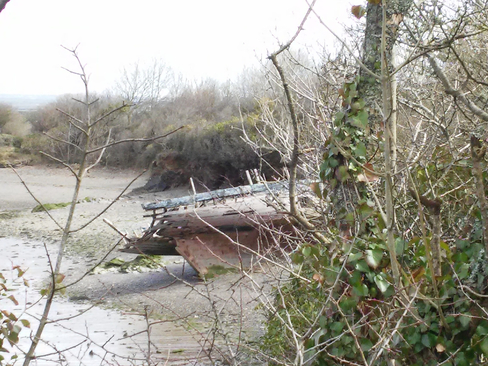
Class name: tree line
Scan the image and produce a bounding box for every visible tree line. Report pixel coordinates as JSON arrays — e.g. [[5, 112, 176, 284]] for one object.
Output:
[[0, 62, 283, 187]]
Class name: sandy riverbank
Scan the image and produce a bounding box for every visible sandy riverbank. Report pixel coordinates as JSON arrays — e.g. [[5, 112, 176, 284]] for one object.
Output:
[[0, 165, 270, 365]]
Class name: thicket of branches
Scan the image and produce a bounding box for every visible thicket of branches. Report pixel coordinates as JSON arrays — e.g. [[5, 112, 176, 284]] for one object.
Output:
[[5, 0, 488, 364], [250, 0, 488, 365]]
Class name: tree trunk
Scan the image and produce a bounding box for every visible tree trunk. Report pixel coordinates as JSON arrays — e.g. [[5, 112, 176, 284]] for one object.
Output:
[[359, 1, 411, 130], [471, 136, 488, 261], [331, 0, 412, 282]]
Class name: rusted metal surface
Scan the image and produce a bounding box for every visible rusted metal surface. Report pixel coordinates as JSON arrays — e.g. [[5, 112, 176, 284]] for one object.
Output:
[[125, 182, 292, 275], [175, 231, 261, 275]]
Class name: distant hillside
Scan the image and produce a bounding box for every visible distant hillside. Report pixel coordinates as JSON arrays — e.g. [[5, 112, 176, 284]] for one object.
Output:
[[0, 94, 57, 111]]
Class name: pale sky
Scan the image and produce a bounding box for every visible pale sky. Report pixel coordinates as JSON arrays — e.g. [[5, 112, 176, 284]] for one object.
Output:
[[0, 0, 353, 96]]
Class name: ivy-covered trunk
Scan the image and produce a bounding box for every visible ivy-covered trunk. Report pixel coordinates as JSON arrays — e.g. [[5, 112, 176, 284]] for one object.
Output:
[[323, 0, 412, 282]]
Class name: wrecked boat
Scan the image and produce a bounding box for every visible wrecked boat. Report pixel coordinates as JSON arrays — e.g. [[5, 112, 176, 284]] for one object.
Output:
[[123, 181, 292, 276]]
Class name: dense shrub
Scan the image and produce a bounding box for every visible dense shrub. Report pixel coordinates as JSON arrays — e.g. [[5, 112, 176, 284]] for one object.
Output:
[[153, 119, 266, 188], [262, 231, 488, 365]]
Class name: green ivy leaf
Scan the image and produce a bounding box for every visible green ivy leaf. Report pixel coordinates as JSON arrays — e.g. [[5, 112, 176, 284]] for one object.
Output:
[[348, 252, 363, 263], [350, 110, 369, 129], [345, 212, 355, 225], [457, 263, 470, 280], [330, 322, 344, 334], [339, 297, 357, 312], [291, 252, 304, 264], [374, 274, 390, 293], [455, 352, 469, 366], [480, 337, 488, 356], [365, 249, 383, 269], [355, 260, 370, 273], [360, 338, 373, 352], [352, 283, 369, 297], [358, 202, 374, 219], [445, 316, 455, 324], [329, 157, 339, 168], [350, 269, 362, 286], [353, 142, 367, 159], [319, 316, 327, 329], [334, 111, 345, 126], [459, 314, 471, 329], [406, 328, 421, 345], [336, 165, 350, 182], [395, 238, 405, 255], [421, 333, 436, 348], [302, 246, 312, 257]]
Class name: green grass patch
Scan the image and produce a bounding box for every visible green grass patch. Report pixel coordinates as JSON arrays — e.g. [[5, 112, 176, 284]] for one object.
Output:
[[31, 202, 71, 213]]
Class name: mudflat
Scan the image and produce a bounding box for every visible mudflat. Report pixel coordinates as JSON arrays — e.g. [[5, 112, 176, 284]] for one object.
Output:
[[0, 165, 269, 365], [0, 165, 151, 211]]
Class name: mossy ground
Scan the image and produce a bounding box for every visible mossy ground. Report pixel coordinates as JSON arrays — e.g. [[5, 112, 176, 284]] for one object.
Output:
[[203, 265, 238, 279], [95, 255, 163, 273]]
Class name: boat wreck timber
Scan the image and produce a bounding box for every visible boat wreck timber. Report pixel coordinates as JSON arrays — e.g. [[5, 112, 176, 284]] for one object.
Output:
[[123, 182, 292, 276]]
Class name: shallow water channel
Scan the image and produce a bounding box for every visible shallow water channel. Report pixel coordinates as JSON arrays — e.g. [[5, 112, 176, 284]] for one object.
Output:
[[0, 238, 206, 366]]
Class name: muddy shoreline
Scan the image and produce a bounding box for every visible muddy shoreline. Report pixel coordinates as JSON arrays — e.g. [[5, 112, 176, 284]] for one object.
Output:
[[0, 166, 269, 365]]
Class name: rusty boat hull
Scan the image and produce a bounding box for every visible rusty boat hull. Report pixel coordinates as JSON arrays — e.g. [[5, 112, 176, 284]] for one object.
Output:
[[124, 182, 291, 275]]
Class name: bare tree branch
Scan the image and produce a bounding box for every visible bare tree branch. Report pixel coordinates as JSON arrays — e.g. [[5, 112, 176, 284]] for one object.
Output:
[[39, 151, 79, 178], [85, 126, 186, 154], [43, 131, 84, 152], [272, 0, 317, 55], [427, 54, 488, 122], [84, 128, 112, 173], [306, 0, 380, 81], [70, 169, 147, 233], [89, 102, 129, 128], [9, 165, 64, 231], [56, 108, 88, 135]]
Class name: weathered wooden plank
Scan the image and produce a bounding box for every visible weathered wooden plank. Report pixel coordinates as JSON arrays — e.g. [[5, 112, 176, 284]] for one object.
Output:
[[142, 181, 289, 211]]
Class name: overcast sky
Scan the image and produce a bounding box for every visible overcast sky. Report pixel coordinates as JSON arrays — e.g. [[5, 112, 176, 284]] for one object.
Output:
[[0, 0, 353, 96]]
